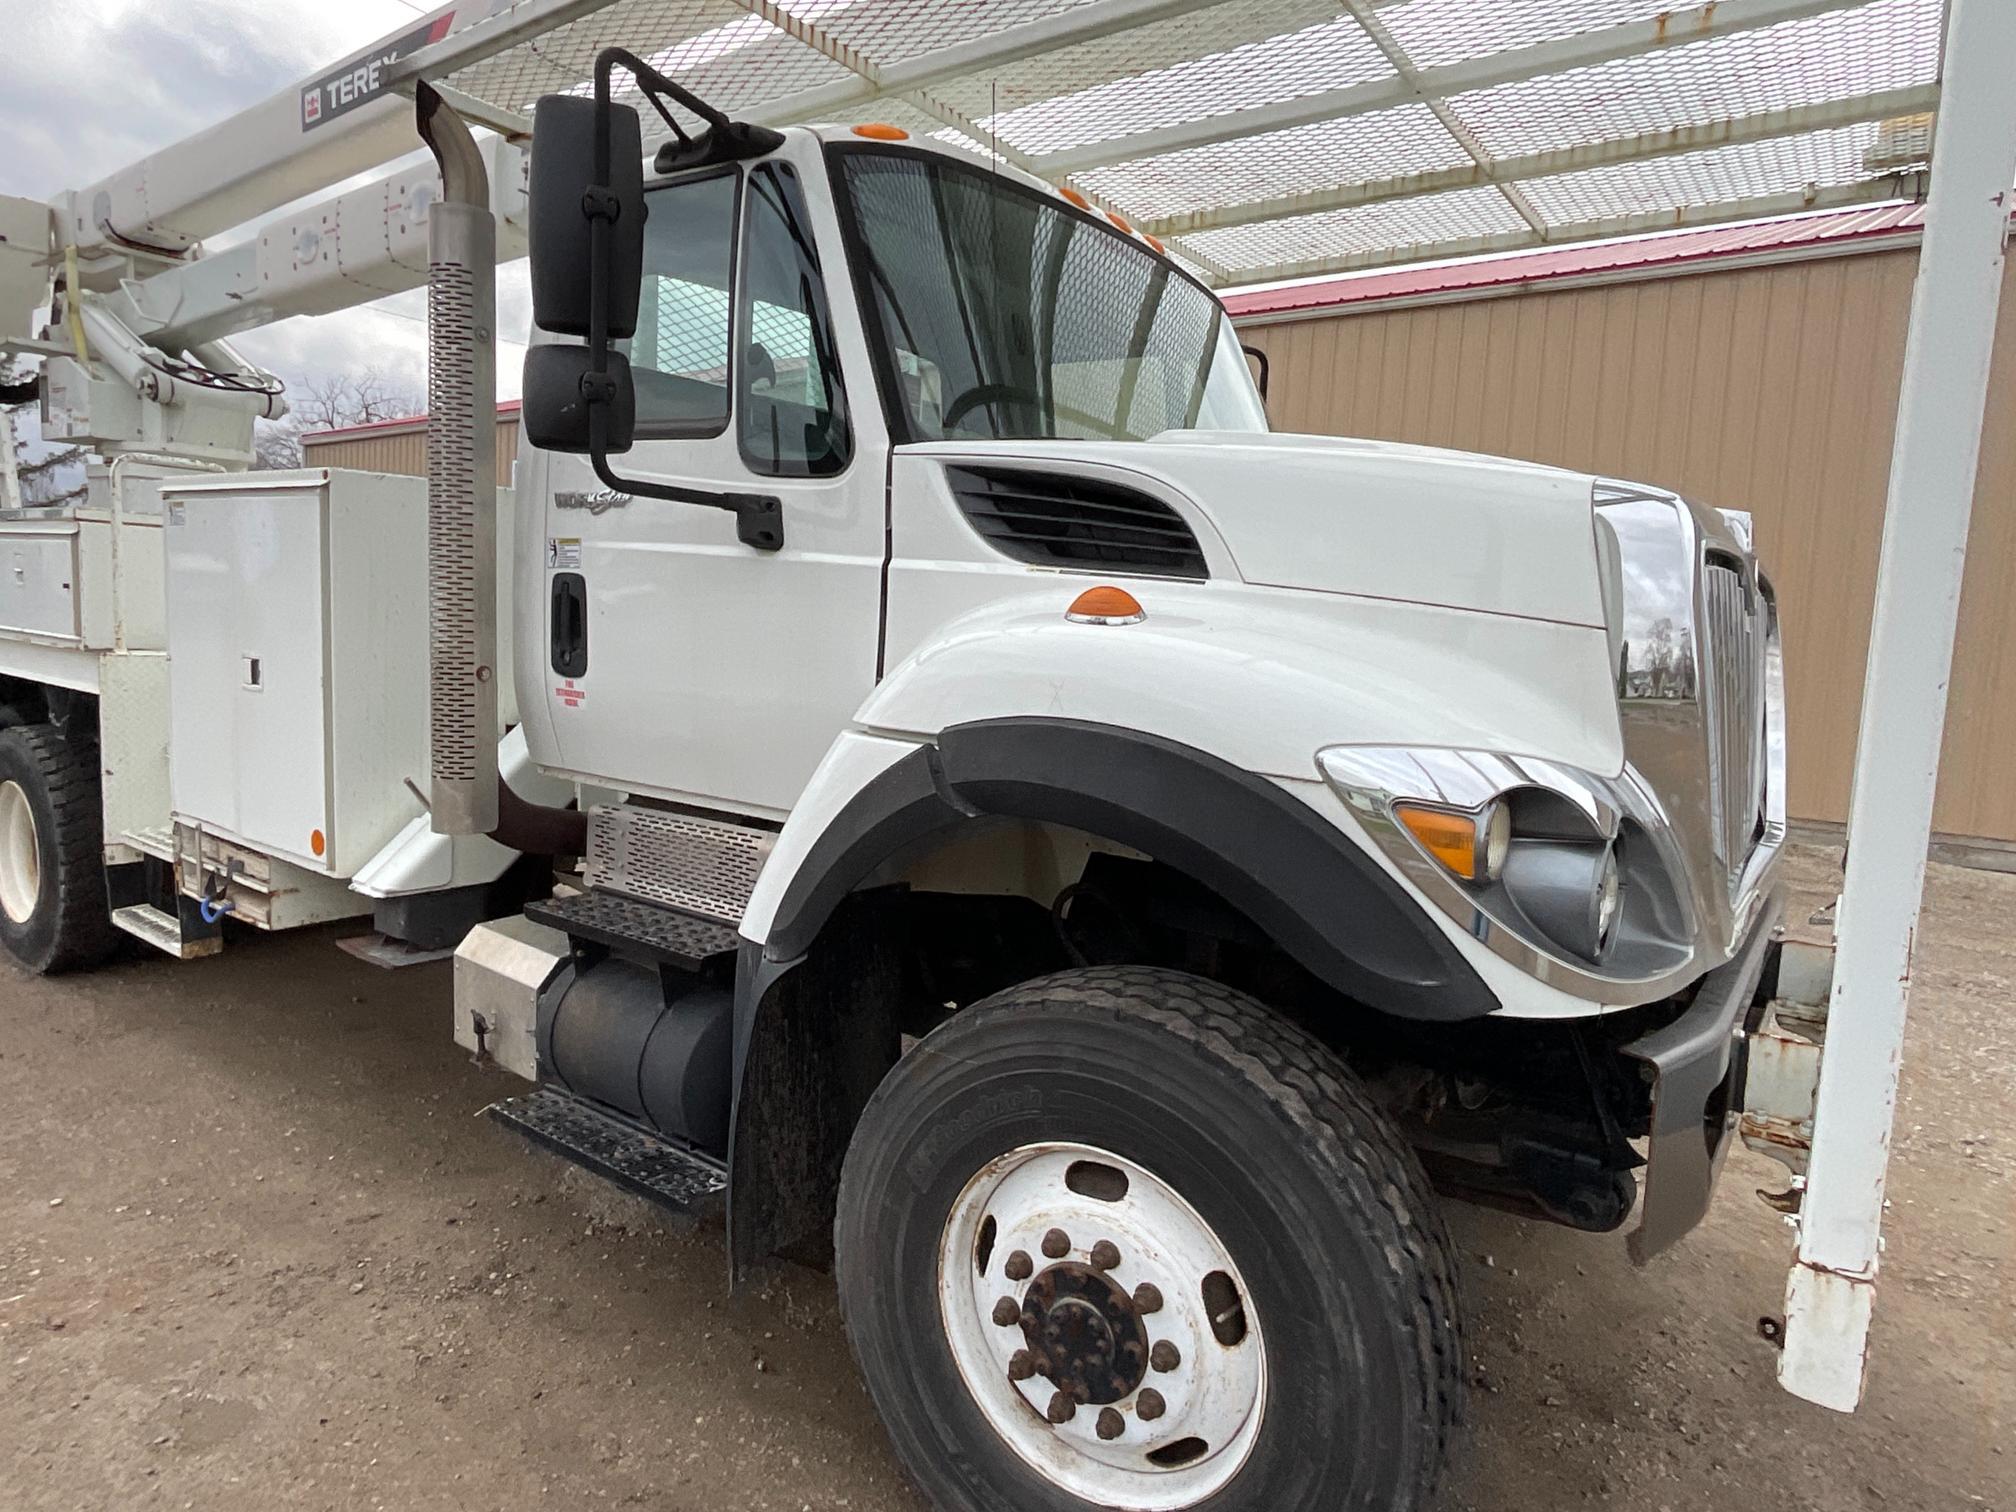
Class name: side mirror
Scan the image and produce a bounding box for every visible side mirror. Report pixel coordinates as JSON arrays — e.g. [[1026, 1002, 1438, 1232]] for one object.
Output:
[[518, 47, 786, 552], [527, 95, 644, 339], [523, 345, 634, 454]]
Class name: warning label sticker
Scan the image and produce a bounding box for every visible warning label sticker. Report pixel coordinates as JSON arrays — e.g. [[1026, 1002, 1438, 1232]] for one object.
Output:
[[547, 537, 582, 570], [555, 680, 586, 710]]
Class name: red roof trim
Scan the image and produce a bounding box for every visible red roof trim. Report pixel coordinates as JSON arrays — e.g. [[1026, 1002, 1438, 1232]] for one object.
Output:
[[1221, 204, 1937, 321], [303, 398, 521, 444]]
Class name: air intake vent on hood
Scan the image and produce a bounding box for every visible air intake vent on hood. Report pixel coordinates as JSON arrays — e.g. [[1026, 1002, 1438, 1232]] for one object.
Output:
[[946, 467, 1208, 580]]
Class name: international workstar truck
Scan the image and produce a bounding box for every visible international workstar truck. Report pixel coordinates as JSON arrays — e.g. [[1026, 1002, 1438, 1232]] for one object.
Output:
[[0, 31, 1840, 1512]]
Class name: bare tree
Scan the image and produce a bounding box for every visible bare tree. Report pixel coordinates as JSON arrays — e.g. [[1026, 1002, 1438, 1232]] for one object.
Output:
[[2, 360, 88, 509], [253, 366, 424, 471]]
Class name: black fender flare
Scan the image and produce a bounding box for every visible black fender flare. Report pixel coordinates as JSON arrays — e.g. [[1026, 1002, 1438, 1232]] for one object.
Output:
[[767, 717, 1496, 1021], [725, 719, 1498, 1272]]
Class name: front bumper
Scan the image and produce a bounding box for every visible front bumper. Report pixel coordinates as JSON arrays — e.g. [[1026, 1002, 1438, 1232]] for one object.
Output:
[[1621, 884, 1785, 1262]]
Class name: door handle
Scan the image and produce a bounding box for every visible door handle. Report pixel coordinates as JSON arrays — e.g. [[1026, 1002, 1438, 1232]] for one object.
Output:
[[551, 572, 588, 677]]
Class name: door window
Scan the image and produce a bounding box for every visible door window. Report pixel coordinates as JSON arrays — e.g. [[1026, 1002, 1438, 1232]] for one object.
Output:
[[632, 170, 738, 436], [738, 163, 851, 476]]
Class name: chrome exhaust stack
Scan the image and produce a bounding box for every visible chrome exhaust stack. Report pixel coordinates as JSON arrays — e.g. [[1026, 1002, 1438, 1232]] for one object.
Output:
[[417, 82, 498, 836]]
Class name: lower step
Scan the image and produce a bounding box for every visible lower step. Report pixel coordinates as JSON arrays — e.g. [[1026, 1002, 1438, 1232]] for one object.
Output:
[[111, 903, 223, 960], [488, 1087, 727, 1214]]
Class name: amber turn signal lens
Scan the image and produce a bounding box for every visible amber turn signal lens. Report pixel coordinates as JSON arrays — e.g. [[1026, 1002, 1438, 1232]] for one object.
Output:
[[852, 123, 910, 141], [1393, 804, 1482, 880], [1066, 585, 1145, 624], [310, 828, 327, 858]]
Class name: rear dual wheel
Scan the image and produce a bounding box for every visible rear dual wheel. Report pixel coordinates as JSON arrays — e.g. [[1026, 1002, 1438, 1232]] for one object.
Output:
[[0, 725, 117, 975], [836, 966, 1465, 1512]]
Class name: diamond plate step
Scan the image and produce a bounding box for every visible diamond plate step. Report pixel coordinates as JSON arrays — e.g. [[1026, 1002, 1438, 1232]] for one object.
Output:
[[585, 804, 774, 924], [524, 889, 742, 970], [488, 1087, 726, 1214]]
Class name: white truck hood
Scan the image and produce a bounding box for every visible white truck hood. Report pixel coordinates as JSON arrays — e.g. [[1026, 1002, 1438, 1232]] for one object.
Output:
[[909, 432, 1611, 628]]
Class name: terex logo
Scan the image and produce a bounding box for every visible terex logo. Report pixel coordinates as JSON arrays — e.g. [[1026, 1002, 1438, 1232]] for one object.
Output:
[[300, 13, 455, 132]]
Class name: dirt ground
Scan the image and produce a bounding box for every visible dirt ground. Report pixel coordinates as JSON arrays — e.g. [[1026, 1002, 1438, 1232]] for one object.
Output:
[[1, 844, 2008, 1511]]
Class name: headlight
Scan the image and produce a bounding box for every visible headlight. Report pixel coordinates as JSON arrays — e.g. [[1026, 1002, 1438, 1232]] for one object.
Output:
[[1499, 838, 1622, 964]]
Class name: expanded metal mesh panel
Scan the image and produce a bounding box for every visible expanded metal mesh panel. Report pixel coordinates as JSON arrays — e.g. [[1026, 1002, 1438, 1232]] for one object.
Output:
[[1180, 185, 1530, 276], [773, 0, 1100, 66], [1380, 0, 1698, 69], [1521, 125, 1908, 226], [427, 0, 1944, 286], [928, 0, 1341, 125], [1448, 0, 1943, 158], [586, 804, 773, 924], [444, 0, 749, 114], [1076, 102, 1466, 223], [971, 11, 1394, 159]]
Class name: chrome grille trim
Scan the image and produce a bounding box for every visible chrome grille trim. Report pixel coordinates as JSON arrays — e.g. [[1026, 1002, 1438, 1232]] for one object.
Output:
[[585, 804, 774, 926], [1703, 558, 1768, 893]]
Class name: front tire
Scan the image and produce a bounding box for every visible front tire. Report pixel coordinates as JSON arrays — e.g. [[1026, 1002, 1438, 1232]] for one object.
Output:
[[836, 966, 1464, 1512], [0, 724, 118, 975]]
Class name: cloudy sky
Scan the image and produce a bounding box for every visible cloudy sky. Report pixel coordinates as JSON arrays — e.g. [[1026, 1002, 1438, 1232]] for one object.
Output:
[[3, 0, 531, 413]]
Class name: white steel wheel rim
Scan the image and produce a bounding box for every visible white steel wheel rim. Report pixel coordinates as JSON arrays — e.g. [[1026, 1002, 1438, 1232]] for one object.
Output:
[[0, 780, 41, 926], [938, 1142, 1267, 1510]]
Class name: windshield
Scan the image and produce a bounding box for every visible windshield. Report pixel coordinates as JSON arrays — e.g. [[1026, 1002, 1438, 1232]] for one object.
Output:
[[833, 146, 1268, 444]]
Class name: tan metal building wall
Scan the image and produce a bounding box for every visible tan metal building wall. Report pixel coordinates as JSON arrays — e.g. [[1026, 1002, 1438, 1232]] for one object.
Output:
[[303, 410, 522, 485], [1238, 251, 2016, 845]]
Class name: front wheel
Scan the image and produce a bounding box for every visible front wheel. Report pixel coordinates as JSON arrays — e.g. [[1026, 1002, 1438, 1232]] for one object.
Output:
[[835, 966, 1465, 1512]]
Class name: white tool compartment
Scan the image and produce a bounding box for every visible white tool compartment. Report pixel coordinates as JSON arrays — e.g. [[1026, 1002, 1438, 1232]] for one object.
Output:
[[162, 469, 431, 878], [0, 512, 83, 641]]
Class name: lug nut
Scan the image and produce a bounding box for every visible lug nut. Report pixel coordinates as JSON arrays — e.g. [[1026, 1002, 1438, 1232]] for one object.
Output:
[[1004, 1250, 1034, 1282], [1137, 1387, 1167, 1422], [1041, 1228, 1071, 1260], [1150, 1340, 1181, 1373], [1096, 1408, 1125, 1441], [1047, 1391, 1078, 1425], [1089, 1240, 1122, 1271], [992, 1296, 1022, 1328], [1008, 1350, 1037, 1382], [1132, 1283, 1163, 1315]]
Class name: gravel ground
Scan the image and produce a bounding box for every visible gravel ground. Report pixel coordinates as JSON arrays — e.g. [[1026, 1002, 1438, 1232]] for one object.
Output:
[[1, 845, 2008, 1511]]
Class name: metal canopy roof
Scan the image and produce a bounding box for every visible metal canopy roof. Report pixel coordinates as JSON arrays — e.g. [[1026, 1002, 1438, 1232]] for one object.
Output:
[[422, 0, 1945, 288]]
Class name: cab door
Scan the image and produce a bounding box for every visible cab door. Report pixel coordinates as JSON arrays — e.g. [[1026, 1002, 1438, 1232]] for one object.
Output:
[[535, 141, 886, 818]]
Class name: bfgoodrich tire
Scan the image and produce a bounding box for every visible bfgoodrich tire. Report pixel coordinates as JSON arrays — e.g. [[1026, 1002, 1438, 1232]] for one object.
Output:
[[836, 966, 1465, 1512], [0, 724, 118, 975]]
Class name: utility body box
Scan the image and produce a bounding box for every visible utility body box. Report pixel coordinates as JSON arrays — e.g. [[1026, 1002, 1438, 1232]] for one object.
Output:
[[161, 469, 433, 878]]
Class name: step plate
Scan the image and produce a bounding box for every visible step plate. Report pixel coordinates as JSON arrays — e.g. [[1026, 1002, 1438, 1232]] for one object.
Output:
[[488, 1088, 727, 1214], [111, 903, 223, 960], [525, 889, 742, 969]]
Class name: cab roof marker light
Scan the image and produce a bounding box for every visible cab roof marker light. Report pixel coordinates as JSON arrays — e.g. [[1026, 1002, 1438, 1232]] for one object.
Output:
[[852, 123, 909, 141]]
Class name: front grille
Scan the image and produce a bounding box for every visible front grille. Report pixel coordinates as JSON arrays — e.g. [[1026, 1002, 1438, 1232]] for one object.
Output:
[[1703, 558, 1768, 889], [947, 466, 1208, 579]]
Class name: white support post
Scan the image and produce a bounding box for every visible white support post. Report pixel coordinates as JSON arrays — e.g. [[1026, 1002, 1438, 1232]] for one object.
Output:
[[1779, 0, 2016, 1413]]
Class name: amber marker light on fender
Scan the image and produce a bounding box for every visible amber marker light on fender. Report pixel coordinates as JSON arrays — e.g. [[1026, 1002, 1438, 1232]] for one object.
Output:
[[1066, 586, 1146, 626]]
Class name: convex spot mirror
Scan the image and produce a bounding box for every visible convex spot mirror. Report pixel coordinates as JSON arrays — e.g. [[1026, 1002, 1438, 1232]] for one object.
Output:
[[523, 345, 635, 454]]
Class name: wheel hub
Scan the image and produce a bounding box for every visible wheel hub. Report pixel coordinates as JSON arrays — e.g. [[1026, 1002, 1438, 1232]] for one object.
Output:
[[1022, 1262, 1149, 1405], [938, 1142, 1267, 1511], [0, 780, 41, 927]]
